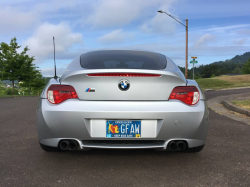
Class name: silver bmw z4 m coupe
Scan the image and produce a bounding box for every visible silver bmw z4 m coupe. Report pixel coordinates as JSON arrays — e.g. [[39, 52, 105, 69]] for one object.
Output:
[[37, 50, 209, 152]]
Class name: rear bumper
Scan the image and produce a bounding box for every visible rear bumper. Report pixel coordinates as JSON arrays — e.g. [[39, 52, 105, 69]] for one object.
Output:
[[37, 99, 209, 149], [40, 138, 205, 150]]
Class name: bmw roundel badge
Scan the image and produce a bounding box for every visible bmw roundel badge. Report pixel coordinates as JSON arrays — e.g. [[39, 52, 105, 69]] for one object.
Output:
[[118, 79, 130, 91]]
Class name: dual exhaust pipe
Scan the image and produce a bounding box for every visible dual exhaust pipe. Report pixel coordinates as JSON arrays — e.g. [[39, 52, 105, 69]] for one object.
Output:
[[60, 140, 186, 151], [59, 140, 79, 151], [168, 141, 187, 151]]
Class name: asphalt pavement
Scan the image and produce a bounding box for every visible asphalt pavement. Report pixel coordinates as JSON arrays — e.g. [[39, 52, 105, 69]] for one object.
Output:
[[0, 89, 250, 187]]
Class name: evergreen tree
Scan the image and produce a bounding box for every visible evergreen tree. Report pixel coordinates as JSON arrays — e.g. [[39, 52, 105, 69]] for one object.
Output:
[[178, 52, 250, 78], [242, 58, 250, 74]]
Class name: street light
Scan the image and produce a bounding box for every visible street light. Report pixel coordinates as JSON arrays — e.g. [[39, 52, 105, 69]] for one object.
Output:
[[158, 10, 188, 79]]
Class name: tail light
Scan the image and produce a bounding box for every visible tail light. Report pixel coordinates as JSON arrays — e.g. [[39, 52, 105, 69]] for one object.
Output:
[[169, 86, 200, 105], [47, 85, 78, 104]]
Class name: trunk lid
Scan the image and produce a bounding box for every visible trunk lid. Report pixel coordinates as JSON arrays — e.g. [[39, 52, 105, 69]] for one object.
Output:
[[60, 69, 186, 101]]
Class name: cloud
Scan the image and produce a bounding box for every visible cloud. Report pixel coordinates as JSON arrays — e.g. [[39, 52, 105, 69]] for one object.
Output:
[[235, 29, 250, 35], [87, 0, 147, 28], [86, 0, 175, 29], [233, 38, 247, 45], [86, 0, 178, 35], [23, 22, 83, 62], [140, 12, 176, 35], [140, 1, 177, 35], [193, 33, 216, 48], [33, 0, 78, 13], [97, 29, 134, 45], [0, 6, 38, 33]]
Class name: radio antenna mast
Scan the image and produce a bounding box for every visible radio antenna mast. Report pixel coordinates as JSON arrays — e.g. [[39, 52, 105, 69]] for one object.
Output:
[[53, 36, 57, 79]]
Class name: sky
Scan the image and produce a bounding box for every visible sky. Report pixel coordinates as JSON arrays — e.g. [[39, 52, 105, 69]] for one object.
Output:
[[0, 0, 250, 77]]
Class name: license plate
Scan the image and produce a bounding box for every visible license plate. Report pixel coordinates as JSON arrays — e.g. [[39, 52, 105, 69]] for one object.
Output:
[[106, 120, 141, 138]]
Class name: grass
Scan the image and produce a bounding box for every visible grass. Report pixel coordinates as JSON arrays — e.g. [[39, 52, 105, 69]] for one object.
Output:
[[0, 86, 7, 95], [0, 86, 20, 97], [213, 74, 250, 83], [196, 79, 233, 90], [196, 74, 250, 90], [0, 85, 37, 97], [231, 100, 250, 110]]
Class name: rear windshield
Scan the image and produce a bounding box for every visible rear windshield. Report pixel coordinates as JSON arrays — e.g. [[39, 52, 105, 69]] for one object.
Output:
[[80, 50, 167, 70]]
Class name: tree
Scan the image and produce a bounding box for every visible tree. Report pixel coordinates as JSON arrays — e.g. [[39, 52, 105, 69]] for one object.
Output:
[[0, 38, 36, 94], [241, 58, 250, 74], [200, 64, 218, 78], [21, 70, 46, 96], [31, 72, 47, 96], [178, 52, 250, 78]]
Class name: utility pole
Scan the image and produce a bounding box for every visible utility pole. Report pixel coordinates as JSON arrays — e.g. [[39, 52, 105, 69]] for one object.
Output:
[[158, 10, 189, 79], [185, 19, 188, 79]]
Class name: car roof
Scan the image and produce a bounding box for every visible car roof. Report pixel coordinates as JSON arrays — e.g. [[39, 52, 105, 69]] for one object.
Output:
[[81, 50, 165, 57]]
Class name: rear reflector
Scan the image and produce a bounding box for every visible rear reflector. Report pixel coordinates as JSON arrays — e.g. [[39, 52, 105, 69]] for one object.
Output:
[[169, 86, 200, 105], [47, 85, 78, 104], [87, 73, 161, 77]]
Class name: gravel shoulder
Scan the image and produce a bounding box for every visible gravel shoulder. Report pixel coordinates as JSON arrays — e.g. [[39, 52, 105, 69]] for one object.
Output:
[[207, 92, 250, 125]]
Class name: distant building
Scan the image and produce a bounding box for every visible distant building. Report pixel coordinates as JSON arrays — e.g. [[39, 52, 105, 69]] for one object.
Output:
[[6, 84, 18, 88]]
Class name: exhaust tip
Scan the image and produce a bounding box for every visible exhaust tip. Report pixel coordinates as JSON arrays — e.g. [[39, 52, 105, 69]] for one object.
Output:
[[69, 141, 78, 150], [169, 141, 177, 151], [59, 140, 70, 150], [177, 141, 187, 151]]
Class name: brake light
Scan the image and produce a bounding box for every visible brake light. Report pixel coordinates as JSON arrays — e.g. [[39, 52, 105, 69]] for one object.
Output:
[[47, 85, 78, 104], [87, 73, 161, 77], [169, 86, 200, 105]]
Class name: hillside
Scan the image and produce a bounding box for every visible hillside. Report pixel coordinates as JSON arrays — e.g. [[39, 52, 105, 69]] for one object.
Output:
[[214, 52, 250, 65], [179, 52, 250, 79]]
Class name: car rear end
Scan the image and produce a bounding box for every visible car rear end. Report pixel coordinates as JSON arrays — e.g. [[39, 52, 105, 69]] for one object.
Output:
[[37, 50, 209, 152]]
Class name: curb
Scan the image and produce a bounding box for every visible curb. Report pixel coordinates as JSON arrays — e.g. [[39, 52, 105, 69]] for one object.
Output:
[[203, 86, 250, 92], [222, 100, 250, 117], [207, 92, 250, 126], [204, 89, 214, 92]]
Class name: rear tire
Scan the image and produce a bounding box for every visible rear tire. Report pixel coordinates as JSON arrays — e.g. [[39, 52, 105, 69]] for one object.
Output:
[[40, 143, 60, 152], [187, 145, 204, 153]]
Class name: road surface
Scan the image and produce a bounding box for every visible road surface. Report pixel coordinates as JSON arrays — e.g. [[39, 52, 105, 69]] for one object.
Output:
[[0, 89, 250, 186]]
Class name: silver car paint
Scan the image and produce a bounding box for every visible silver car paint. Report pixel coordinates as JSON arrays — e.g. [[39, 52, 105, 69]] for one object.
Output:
[[37, 50, 208, 150]]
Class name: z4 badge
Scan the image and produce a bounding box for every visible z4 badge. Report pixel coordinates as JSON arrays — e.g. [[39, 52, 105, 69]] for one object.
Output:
[[85, 88, 95, 92]]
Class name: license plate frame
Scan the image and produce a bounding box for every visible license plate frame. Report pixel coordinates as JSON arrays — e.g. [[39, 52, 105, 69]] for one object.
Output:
[[106, 120, 141, 138]]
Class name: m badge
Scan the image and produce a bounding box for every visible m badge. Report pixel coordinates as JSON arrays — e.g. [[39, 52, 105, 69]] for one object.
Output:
[[85, 88, 95, 92]]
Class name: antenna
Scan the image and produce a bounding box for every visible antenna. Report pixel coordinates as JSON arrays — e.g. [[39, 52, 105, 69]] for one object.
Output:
[[53, 36, 57, 79]]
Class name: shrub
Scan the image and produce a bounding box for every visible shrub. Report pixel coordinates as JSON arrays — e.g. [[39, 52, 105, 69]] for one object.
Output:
[[5, 88, 18, 95], [211, 74, 216, 78], [194, 74, 201, 79]]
